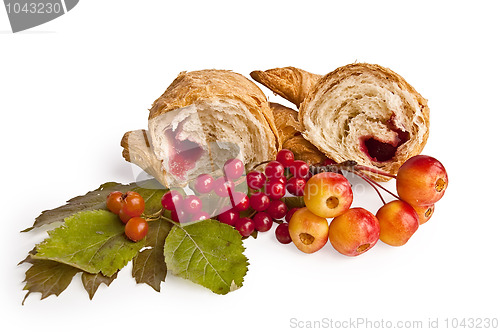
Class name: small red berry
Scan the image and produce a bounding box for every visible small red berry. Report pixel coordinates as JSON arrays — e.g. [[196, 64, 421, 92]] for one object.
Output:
[[231, 191, 250, 212], [246, 171, 266, 190], [265, 180, 286, 200], [266, 200, 288, 220], [290, 160, 310, 178], [275, 223, 292, 244], [106, 191, 124, 215], [213, 177, 235, 197], [122, 191, 145, 218], [218, 208, 239, 226], [286, 177, 307, 196], [182, 195, 203, 214], [224, 158, 245, 180], [249, 192, 271, 211], [235, 217, 255, 237], [276, 149, 295, 167], [125, 217, 149, 242], [195, 174, 215, 193], [265, 161, 285, 179], [161, 190, 183, 211], [253, 212, 273, 232]]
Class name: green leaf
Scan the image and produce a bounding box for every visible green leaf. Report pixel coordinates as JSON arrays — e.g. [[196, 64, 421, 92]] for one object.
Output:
[[22, 258, 80, 305], [281, 196, 306, 209], [81, 272, 118, 300], [164, 219, 248, 295], [34, 210, 144, 277], [23, 179, 166, 232], [132, 218, 172, 291]]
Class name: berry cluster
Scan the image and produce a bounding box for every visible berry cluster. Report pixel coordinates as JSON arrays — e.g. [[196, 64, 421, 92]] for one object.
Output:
[[160, 158, 249, 227], [106, 191, 148, 242]]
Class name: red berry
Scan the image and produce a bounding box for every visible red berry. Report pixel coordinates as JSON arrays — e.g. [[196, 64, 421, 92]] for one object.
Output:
[[274, 176, 287, 185], [106, 191, 124, 215], [246, 171, 266, 190], [119, 208, 132, 224], [194, 174, 215, 193], [213, 177, 235, 197], [275, 223, 292, 244], [286, 177, 307, 196], [182, 195, 203, 214], [285, 207, 299, 223], [161, 190, 183, 211], [265, 161, 285, 179], [249, 192, 270, 211], [231, 191, 250, 212], [265, 180, 286, 200], [122, 191, 145, 218], [235, 217, 255, 237], [171, 209, 188, 223], [276, 149, 295, 167], [266, 200, 288, 220], [218, 208, 239, 226], [192, 211, 210, 222], [125, 217, 149, 242], [253, 212, 273, 232], [224, 158, 245, 180], [290, 160, 310, 178]]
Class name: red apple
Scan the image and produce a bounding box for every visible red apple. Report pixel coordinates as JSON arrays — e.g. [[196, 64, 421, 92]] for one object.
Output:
[[376, 200, 419, 246], [288, 207, 329, 254], [303, 172, 353, 218], [328, 208, 380, 256]]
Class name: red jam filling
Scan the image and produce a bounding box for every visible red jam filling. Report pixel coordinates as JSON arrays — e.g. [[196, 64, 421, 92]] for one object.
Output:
[[165, 125, 203, 179], [359, 114, 410, 162]]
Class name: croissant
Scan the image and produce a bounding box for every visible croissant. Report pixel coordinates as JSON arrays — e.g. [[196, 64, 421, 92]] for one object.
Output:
[[122, 69, 279, 187], [269, 102, 326, 165], [251, 63, 430, 181]]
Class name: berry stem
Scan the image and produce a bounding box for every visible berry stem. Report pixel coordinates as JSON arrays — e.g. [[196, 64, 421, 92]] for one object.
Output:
[[309, 160, 396, 179], [354, 171, 400, 201], [354, 164, 397, 179]]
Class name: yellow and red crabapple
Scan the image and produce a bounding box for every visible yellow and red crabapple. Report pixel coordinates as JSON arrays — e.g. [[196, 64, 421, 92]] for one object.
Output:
[[288, 207, 329, 253], [328, 208, 380, 256], [396, 155, 448, 206], [376, 200, 419, 246], [303, 172, 353, 218]]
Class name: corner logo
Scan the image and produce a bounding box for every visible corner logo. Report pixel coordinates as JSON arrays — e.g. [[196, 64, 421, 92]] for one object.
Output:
[[4, 0, 79, 33]]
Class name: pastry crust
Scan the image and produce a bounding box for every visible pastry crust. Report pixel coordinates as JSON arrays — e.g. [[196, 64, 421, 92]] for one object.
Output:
[[123, 70, 280, 187], [300, 63, 430, 181], [270, 102, 326, 165], [250, 67, 321, 108]]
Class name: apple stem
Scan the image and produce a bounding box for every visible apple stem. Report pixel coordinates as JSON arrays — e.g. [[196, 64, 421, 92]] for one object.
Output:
[[356, 172, 387, 205], [353, 171, 401, 202]]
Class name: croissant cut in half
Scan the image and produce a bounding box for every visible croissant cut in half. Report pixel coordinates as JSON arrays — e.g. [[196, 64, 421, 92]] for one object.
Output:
[[122, 69, 279, 187], [251, 63, 430, 181]]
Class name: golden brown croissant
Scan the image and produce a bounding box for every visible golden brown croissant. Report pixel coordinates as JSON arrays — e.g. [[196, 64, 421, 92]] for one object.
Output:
[[122, 69, 280, 187], [252, 63, 430, 181], [269, 102, 326, 166]]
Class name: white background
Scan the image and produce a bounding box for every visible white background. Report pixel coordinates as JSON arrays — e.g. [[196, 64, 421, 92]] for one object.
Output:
[[1, 1, 499, 331]]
